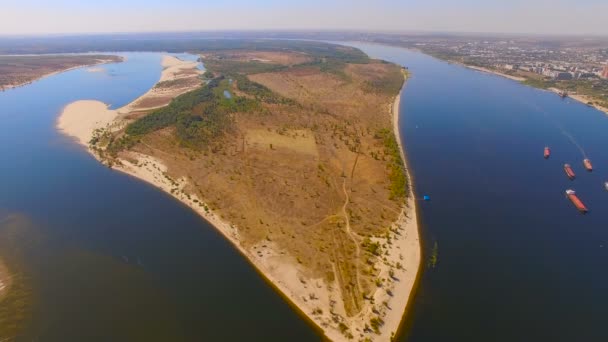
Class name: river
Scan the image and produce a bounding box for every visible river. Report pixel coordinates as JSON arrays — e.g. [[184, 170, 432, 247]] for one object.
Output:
[[0, 52, 317, 340], [2, 43, 608, 341], [349, 42, 608, 341]]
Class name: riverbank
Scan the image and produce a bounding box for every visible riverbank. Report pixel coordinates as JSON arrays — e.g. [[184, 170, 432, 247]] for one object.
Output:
[[463, 65, 526, 82], [1, 57, 123, 91], [0, 258, 10, 300], [376, 72, 421, 341], [458, 64, 608, 116], [550, 90, 608, 116], [57, 56, 420, 341], [57, 55, 202, 145]]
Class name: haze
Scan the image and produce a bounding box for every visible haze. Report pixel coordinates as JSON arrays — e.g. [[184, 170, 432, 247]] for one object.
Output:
[[2, 0, 607, 36]]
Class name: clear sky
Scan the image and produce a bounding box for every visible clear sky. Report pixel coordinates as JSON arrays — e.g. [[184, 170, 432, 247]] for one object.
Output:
[[1, 0, 607, 36]]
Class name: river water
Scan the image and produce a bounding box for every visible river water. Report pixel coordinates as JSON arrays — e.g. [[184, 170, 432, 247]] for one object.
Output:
[[0, 52, 317, 340], [2, 43, 608, 341], [349, 43, 608, 342]]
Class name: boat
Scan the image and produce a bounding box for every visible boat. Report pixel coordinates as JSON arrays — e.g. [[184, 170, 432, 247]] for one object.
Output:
[[558, 90, 568, 98], [544, 146, 550, 159], [583, 158, 593, 172], [604, 182, 608, 191], [564, 164, 576, 180], [565, 189, 588, 213]]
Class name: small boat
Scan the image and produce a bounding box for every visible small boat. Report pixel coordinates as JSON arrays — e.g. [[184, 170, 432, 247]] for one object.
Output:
[[604, 182, 608, 191], [583, 158, 593, 172], [565, 189, 588, 213], [544, 146, 550, 159], [564, 164, 576, 180]]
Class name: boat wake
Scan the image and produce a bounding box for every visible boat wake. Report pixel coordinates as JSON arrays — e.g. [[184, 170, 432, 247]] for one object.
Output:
[[524, 100, 587, 158]]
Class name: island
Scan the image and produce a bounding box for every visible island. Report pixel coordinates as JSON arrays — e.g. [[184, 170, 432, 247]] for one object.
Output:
[[58, 41, 421, 341], [0, 55, 123, 91]]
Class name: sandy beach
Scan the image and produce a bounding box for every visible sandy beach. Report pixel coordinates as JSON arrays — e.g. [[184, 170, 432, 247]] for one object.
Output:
[[564, 93, 608, 116], [465, 65, 526, 82], [57, 57, 421, 341]]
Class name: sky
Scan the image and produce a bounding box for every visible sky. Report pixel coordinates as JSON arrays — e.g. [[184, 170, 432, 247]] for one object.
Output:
[[1, 0, 607, 36]]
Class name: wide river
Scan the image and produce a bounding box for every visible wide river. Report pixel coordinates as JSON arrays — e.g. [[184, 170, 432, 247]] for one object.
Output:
[[1, 43, 607, 341]]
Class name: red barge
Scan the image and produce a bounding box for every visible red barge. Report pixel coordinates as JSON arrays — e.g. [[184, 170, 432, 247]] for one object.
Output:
[[566, 189, 588, 213], [564, 164, 576, 180]]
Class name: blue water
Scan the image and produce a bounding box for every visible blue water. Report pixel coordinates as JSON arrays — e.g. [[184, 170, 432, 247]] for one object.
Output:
[[4, 43, 608, 341], [0, 53, 317, 340], [348, 43, 608, 341]]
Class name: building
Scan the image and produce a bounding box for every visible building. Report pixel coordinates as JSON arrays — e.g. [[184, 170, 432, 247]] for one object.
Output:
[[602, 65, 608, 79], [555, 72, 573, 81]]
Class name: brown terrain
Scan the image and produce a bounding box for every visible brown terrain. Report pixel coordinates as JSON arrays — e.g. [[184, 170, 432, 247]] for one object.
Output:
[[66, 44, 417, 341], [0, 55, 122, 90]]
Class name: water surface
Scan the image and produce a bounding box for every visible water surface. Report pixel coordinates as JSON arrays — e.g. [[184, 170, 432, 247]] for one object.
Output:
[[348, 42, 608, 342], [0, 52, 318, 341]]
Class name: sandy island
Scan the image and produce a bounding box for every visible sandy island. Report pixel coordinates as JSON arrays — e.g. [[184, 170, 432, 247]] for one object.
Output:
[[57, 56, 421, 341]]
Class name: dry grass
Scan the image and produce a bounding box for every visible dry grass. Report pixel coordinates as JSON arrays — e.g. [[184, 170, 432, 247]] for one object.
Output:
[[115, 53, 405, 319], [212, 51, 312, 66]]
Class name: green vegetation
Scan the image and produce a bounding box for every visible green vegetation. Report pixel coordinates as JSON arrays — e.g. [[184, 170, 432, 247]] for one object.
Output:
[[364, 66, 406, 96], [112, 67, 297, 153], [363, 238, 382, 256], [375, 128, 408, 201], [121, 77, 261, 150], [203, 59, 286, 75], [428, 241, 438, 268], [233, 74, 295, 105]]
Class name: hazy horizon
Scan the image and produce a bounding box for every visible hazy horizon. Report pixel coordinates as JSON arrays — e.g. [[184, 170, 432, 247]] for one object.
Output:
[[2, 0, 607, 36]]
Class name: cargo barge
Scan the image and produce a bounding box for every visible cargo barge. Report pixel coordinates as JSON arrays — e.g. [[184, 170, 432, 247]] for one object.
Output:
[[583, 158, 593, 172], [564, 164, 576, 180], [565, 189, 588, 213]]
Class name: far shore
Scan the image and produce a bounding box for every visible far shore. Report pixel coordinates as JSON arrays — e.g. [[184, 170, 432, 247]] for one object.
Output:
[[1, 57, 123, 92], [457, 63, 608, 116], [461, 64, 526, 82], [57, 56, 421, 341]]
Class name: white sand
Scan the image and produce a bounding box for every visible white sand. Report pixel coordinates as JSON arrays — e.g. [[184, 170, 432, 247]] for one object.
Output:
[[465, 65, 526, 82], [57, 56, 202, 146], [57, 57, 421, 341], [57, 101, 116, 146], [121, 56, 202, 112]]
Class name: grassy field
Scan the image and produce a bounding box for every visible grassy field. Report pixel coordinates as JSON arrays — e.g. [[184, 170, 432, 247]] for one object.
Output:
[[97, 41, 407, 335]]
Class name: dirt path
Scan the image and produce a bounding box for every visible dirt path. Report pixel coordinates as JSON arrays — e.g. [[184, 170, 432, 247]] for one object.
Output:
[[341, 178, 362, 298]]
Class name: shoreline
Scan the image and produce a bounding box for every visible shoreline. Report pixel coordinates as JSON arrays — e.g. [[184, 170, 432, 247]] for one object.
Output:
[[1, 57, 123, 91], [387, 72, 423, 340], [461, 64, 526, 82], [458, 63, 608, 116], [555, 91, 608, 116], [57, 56, 420, 341], [0, 258, 11, 300]]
